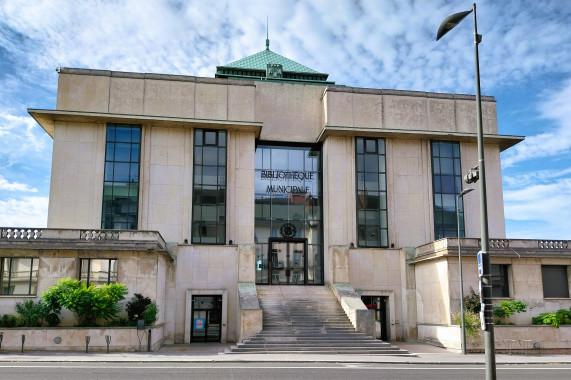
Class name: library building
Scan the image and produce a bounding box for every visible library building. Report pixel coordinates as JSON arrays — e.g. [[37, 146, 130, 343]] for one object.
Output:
[[1, 39, 570, 353]]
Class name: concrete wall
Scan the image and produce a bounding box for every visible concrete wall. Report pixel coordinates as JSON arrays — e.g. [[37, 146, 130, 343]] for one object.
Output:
[[57, 73, 256, 123], [0, 325, 164, 352], [48, 121, 105, 228], [169, 245, 239, 344], [324, 89, 498, 135], [414, 257, 452, 325], [418, 324, 571, 353], [450, 256, 571, 324]]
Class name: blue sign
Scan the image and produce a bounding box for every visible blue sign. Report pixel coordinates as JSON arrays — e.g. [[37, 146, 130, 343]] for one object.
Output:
[[477, 251, 483, 277], [194, 318, 206, 330]]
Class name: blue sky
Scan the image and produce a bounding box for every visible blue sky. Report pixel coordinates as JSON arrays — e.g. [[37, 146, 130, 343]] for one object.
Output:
[[0, 0, 570, 239]]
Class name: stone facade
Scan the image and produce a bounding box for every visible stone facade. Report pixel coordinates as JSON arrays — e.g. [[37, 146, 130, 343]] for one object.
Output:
[[1, 64, 568, 352]]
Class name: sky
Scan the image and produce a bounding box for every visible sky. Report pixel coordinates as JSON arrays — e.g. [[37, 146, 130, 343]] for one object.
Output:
[[0, 0, 570, 239]]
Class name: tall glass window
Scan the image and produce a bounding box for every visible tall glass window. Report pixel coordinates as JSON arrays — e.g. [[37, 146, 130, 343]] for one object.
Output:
[[431, 141, 463, 239], [355, 137, 388, 248], [192, 129, 227, 244], [102, 124, 141, 230], [254, 145, 323, 284], [0, 257, 38, 295]]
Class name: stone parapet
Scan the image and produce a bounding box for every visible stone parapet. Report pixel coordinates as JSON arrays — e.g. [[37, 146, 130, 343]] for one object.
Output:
[[330, 283, 374, 337], [0, 228, 169, 257], [0, 325, 164, 352], [415, 238, 571, 262], [236, 283, 262, 343]]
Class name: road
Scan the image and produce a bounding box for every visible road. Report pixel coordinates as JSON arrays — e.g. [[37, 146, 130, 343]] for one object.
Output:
[[0, 362, 569, 379]]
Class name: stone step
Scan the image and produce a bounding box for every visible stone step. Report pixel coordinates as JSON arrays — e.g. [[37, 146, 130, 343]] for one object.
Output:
[[238, 342, 394, 347], [226, 348, 412, 355], [226, 285, 410, 356]]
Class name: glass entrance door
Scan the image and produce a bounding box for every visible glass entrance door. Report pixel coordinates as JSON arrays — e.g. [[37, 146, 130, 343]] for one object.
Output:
[[191, 295, 222, 342], [269, 238, 307, 285]]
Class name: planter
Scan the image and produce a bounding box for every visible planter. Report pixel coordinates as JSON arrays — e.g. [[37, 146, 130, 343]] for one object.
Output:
[[0, 324, 164, 352]]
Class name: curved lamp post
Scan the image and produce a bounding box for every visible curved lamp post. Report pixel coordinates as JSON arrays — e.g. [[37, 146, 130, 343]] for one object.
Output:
[[437, 3, 496, 379], [457, 187, 474, 355]]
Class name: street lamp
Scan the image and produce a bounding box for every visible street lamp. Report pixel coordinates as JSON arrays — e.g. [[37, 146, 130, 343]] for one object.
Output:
[[457, 187, 474, 355], [437, 3, 496, 379]]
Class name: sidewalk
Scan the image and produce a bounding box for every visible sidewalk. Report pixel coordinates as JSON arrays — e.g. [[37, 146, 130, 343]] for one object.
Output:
[[0, 342, 570, 364]]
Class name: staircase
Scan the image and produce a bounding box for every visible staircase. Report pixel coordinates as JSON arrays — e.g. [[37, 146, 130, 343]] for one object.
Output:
[[226, 285, 411, 355]]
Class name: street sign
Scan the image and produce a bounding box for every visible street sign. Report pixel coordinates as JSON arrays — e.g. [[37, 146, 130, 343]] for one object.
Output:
[[477, 250, 483, 277]]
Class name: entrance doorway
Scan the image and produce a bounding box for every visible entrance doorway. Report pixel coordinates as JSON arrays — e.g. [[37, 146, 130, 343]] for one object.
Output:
[[269, 238, 307, 285], [191, 295, 222, 342], [362, 296, 389, 341]]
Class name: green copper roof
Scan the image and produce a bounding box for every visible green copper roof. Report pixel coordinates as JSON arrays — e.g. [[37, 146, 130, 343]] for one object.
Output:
[[221, 49, 320, 74], [215, 43, 333, 84]]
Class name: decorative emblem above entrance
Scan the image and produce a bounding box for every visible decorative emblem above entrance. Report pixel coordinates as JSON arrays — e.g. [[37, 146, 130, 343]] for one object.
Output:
[[279, 223, 297, 238]]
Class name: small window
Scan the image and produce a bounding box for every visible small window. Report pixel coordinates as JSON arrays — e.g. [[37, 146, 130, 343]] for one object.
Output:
[[80, 259, 118, 287], [0, 257, 38, 295], [541, 265, 570, 298], [491, 264, 509, 298]]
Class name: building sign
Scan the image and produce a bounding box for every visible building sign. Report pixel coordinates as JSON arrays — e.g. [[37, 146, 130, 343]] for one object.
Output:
[[258, 170, 316, 195]]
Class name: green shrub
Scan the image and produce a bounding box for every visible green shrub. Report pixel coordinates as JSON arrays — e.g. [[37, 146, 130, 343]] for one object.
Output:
[[15, 300, 45, 327], [493, 300, 527, 322], [464, 288, 481, 313], [0, 314, 19, 327], [141, 302, 158, 326], [454, 311, 481, 337], [125, 293, 152, 321], [532, 308, 571, 328], [125, 293, 158, 326], [104, 317, 131, 327], [14, 300, 60, 327], [42, 278, 127, 327]]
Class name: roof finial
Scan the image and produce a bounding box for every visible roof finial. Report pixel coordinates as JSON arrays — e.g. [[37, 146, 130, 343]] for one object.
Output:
[[266, 16, 270, 50]]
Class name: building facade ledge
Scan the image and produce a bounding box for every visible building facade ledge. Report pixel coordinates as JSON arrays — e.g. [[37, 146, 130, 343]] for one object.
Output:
[[0, 227, 171, 259], [414, 238, 571, 263]]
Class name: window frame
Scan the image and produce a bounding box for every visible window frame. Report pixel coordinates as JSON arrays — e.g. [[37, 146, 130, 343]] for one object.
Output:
[[0, 257, 38, 296], [491, 264, 510, 298], [79, 258, 118, 287], [102, 123, 142, 230], [431, 140, 464, 239], [355, 137, 388, 248], [541, 265, 570, 298], [191, 129, 227, 245]]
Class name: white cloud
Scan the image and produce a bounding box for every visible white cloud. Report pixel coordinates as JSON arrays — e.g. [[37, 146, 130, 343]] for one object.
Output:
[[501, 78, 571, 168], [504, 177, 571, 239], [0, 196, 48, 227], [0, 112, 50, 169], [0, 0, 569, 93], [0, 175, 37, 192]]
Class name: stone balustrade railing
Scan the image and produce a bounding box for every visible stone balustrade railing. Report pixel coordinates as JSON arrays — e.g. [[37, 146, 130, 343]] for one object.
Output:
[[416, 238, 571, 259], [0, 227, 166, 249]]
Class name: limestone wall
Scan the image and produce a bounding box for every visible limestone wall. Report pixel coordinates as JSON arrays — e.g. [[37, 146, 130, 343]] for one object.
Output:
[[57, 72, 256, 123], [323, 89, 498, 135], [169, 245, 240, 343], [452, 256, 571, 324], [348, 248, 404, 340], [414, 258, 451, 325], [47, 121, 105, 229], [0, 249, 168, 328], [0, 325, 164, 352]]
